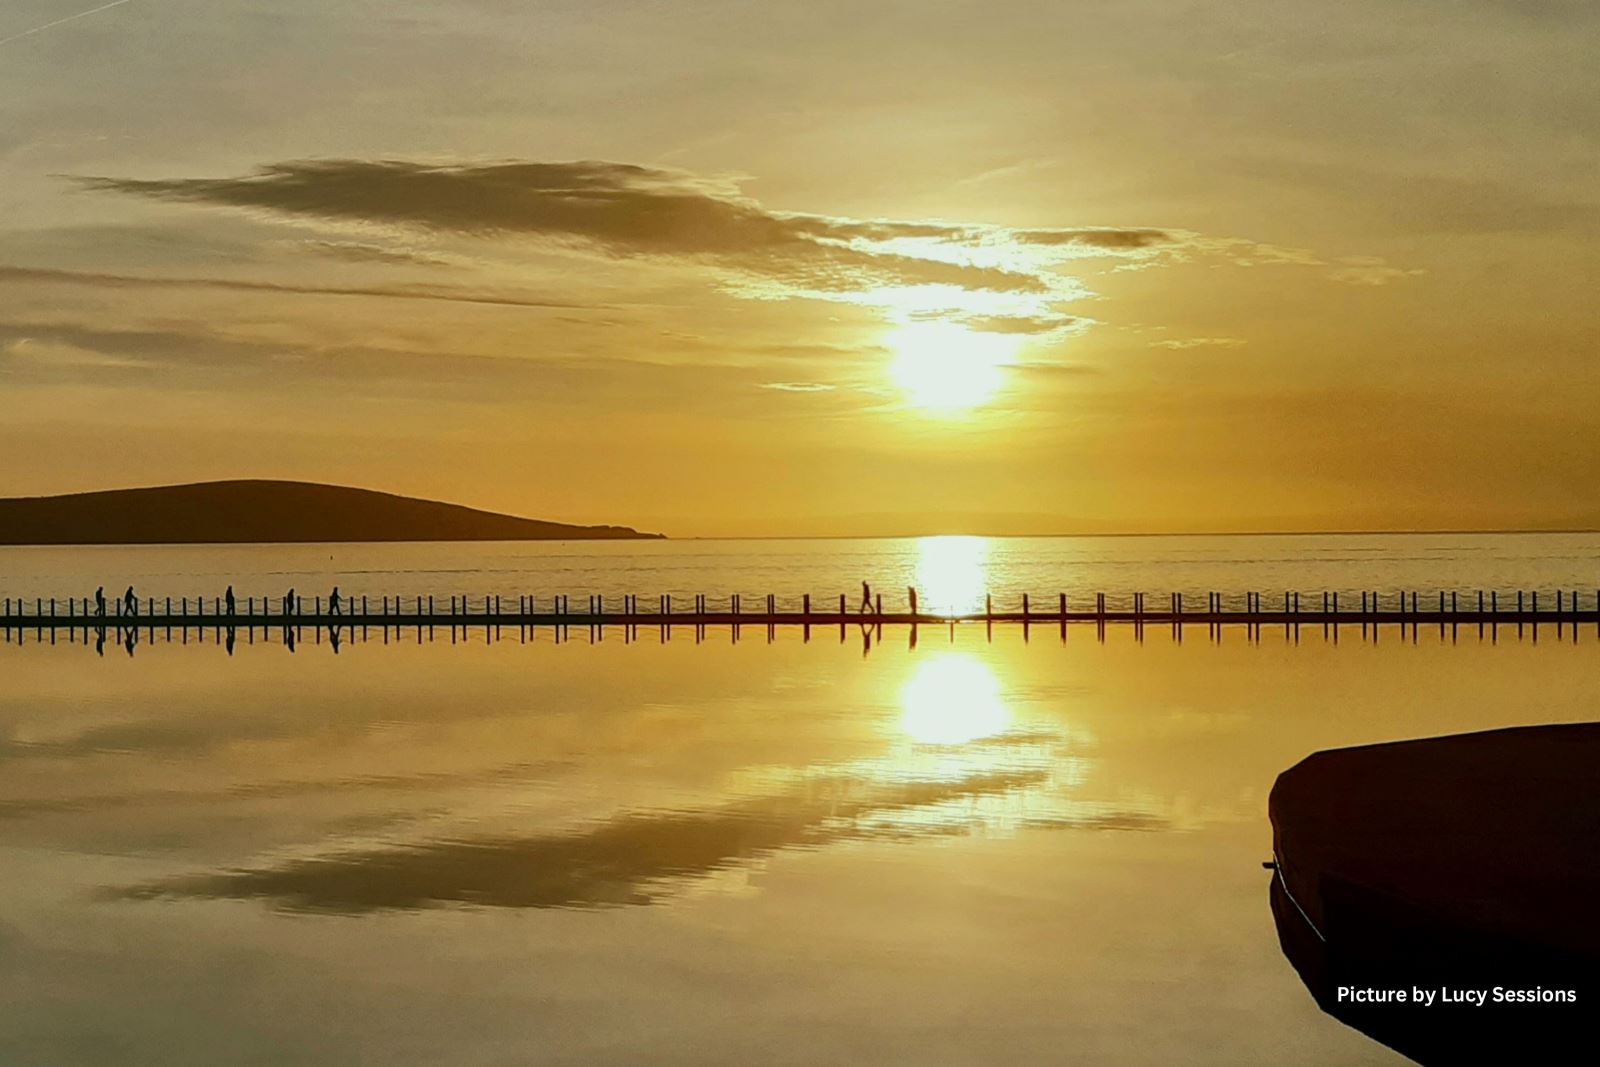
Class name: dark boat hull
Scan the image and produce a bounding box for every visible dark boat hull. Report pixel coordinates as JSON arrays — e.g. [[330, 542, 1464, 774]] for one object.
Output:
[[1268, 723, 1600, 1065]]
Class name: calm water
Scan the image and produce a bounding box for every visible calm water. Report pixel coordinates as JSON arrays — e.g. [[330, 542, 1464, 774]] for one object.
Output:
[[4, 535, 1599, 1065], [2, 532, 1600, 616]]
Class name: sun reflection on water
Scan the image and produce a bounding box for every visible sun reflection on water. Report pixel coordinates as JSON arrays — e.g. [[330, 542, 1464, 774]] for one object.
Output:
[[914, 535, 990, 617], [898, 652, 1010, 745]]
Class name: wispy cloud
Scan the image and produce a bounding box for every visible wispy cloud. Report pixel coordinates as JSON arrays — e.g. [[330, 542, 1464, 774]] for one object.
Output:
[[1327, 257, 1427, 286], [292, 239, 459, 268], [0, 265, 591, 310], [760, 381, 836, 392], [1150, 336, 1247, 350]]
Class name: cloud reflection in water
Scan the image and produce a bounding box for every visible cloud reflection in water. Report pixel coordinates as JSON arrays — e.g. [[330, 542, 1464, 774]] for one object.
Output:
[[121, 761, 1161, 914]]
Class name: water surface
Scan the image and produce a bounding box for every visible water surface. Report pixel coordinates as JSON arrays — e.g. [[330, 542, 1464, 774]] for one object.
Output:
[[5, 593, 1597, 1064], [4, 531, 1599, 615]]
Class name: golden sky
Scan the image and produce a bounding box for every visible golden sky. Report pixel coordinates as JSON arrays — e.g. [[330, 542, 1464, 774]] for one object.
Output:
[[2, 1, 1597, 536]]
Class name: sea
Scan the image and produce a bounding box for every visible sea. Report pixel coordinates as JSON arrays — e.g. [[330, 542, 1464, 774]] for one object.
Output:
[[3, 532, 1598, 1066]]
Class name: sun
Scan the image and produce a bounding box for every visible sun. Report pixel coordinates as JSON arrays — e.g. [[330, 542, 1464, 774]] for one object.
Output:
[[887, 322, 1018, 413]]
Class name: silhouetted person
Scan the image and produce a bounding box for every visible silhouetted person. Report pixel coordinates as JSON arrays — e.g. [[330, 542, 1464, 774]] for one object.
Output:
[[329, 586, 342, 616], [225, 585, 236, 616], [94, 586, 106, 617], [123, 586, 137, 617], [285, 588, 296, 617], [860, 581, 874, 614]]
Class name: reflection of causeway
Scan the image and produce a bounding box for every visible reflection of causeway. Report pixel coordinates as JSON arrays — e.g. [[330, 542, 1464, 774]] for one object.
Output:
[[122, 761, 1163, 914]]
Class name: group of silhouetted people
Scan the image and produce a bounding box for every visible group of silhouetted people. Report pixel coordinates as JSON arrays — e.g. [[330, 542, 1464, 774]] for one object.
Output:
[[92, 585, 139, 617], [276, 586, 342, 616], [79, 582, 356, 660], [858, 583, 918, 616], [90, 584, 349, 619]]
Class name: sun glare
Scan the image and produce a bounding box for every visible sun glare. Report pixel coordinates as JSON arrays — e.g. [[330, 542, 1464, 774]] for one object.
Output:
[[899, 653, 1010, 746], [914, 535, 990, 616], [887, 322, 1018, 413]]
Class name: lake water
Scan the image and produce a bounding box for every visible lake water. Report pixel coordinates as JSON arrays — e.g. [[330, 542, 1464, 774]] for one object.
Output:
[[3, 534, 1599, 1065]]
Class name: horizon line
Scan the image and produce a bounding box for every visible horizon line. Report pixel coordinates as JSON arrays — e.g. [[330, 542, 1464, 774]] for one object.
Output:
[[3, 526, 1600, 550], [668, 526, 1600, 541]]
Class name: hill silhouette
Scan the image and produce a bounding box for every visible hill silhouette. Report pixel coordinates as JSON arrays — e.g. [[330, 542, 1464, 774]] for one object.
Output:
[[0, 481, 663, 545]]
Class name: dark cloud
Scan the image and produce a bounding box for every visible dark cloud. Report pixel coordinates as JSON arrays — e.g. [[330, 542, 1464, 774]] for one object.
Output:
[[118, 768, 1165, 913], [0, 265, 588, 310], [75, 159, 1171, 297], [1014, 227, 1176, 249]]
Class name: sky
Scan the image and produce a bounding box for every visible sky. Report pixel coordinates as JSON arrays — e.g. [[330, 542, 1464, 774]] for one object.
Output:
[[2, 0, 1598, 537]]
